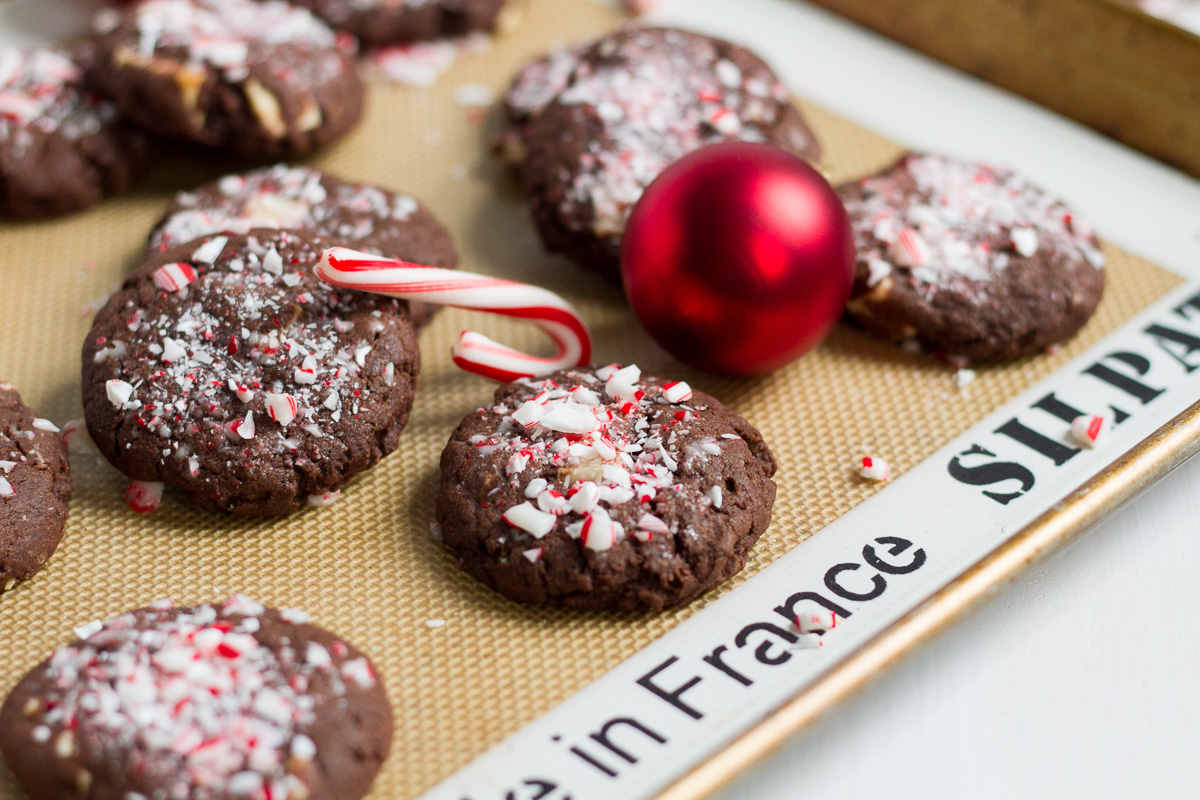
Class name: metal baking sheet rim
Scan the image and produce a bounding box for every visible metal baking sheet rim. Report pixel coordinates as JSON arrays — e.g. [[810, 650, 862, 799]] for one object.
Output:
[[656, 397, 1200, 800]]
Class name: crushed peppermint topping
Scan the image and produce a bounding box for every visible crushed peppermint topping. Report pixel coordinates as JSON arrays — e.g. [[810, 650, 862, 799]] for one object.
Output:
[[0, 47, 120, 145], [457, 366, 748, 551], [1070, 414, 1110, 448], [87, 230, 410, 508], [844, 153, 1106, 296], [0, 387, 69, 505], [307, 489, 341, 507], [151, 164, 422, 253], [860, 457, 890, 482], [126, 480, 164, 513], [109, 0, 342, 86], [20, 597, 373, 795], [507, 28, 812, 236], [795, 610, 836, 633]]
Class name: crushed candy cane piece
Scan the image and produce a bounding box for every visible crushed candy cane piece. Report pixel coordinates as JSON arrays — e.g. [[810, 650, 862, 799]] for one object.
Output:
[[191, 235, 228, 264], [160, 337, 187, 364], [61, 419, 93, 452], [232, 411, 256, 440], [1071, 414, 1110, 448], [152, 262, 197, 293], [791, 632, 823, 650], [265, 393, 298, 426], [307, 490, 341, 507], [860, 457, 890, 482], [540, 403, 600, 434], [662, 381, 693, 403], [502, 501, 556, 538], [73, 619, 103, 640], [1010, 227, 1039, 257], [795, 611, 837, 633], [581, 507, 616, 551], [125, 480, 164, 514], [512, 399, 547, 428], [106, 379, 135, 408]]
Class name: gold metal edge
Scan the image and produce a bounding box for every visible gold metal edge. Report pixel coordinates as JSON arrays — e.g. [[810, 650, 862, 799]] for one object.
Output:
[[654, 398, 1200, 800]]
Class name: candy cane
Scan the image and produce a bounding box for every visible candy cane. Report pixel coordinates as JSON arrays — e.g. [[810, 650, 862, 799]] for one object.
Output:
[[314, 248, 592, 382]]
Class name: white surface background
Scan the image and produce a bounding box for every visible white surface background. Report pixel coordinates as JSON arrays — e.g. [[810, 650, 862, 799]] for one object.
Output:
[[4, 0, 1200, 797]]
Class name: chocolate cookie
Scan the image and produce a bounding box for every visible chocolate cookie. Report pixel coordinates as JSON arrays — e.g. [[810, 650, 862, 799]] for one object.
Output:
[[839, 153, 1107, 362], [436, 365, 777, 611], [0, 47, 150, 218], [89, 0, 364, 156], [0, 596, 391, 800], [149, 164, 458, 328], [289, 0, 511, 49], [500, 27, 821, 282], [0, 383, 71, 591], [82, 229, 420, 516]]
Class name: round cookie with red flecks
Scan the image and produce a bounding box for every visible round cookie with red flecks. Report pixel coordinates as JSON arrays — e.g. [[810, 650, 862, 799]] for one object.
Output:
[[82, 228, 420, 516], [0, 46, 150, 218], [289, 0, 511, 49], [839, 152, 1107, 362], [0, 596, 392, 800], [436, 364, 777, 612], [88, 0, 363, 156], [500, 27, 821, 282], [148, 164, 458, 328], [0, 383, 71, 591]]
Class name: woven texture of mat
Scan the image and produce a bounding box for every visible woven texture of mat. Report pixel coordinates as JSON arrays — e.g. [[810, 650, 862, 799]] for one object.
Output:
[[0, 0, 1181, 796]]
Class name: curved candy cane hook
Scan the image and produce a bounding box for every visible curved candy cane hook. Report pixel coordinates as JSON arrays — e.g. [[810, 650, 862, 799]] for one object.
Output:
[[315, 247, 592, 382]]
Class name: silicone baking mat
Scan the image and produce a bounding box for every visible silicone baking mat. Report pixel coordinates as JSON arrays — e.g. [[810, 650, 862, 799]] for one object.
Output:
[[0, 0, 1181, 797]]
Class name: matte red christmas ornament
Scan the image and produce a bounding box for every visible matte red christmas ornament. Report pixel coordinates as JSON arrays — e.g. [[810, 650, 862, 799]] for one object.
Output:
[[621, 142, 856, 377]]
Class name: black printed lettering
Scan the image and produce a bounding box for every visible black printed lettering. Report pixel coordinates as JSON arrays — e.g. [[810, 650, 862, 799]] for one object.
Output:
[[588, 717, 667, 765], [733, 622, 798, 666], [1083, 351, 1163, 404], [772, 592, 852, 628], [568, 746, 618, 778], [702, 645, 754, 686], [636, 657, 704, 720], [1144, 323, 1200, 373], [947, 444, 1036, 504], [1173, 290, 1200, 323], [994, 418, 1080, 466], [863, 536, 926, 575], [825, 563, 886, 602]]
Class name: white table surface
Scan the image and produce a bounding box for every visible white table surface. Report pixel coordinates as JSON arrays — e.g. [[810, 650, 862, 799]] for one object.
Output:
[[4, 1, 1200, 797]]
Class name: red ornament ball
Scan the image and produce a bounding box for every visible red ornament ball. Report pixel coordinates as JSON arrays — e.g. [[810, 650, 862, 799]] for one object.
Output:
[[621, 142, 855, 377]]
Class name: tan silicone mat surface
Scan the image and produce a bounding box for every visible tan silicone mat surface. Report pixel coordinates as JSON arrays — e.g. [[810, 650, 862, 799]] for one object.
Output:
[[0, 0, 1182, 797]]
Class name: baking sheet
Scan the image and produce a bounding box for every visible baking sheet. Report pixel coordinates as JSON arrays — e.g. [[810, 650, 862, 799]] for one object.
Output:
[[0, 0, 1181, 797]]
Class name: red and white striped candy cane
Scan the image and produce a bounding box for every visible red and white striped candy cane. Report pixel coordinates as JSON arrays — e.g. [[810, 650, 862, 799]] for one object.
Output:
[[314, 248, 592, 382]]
